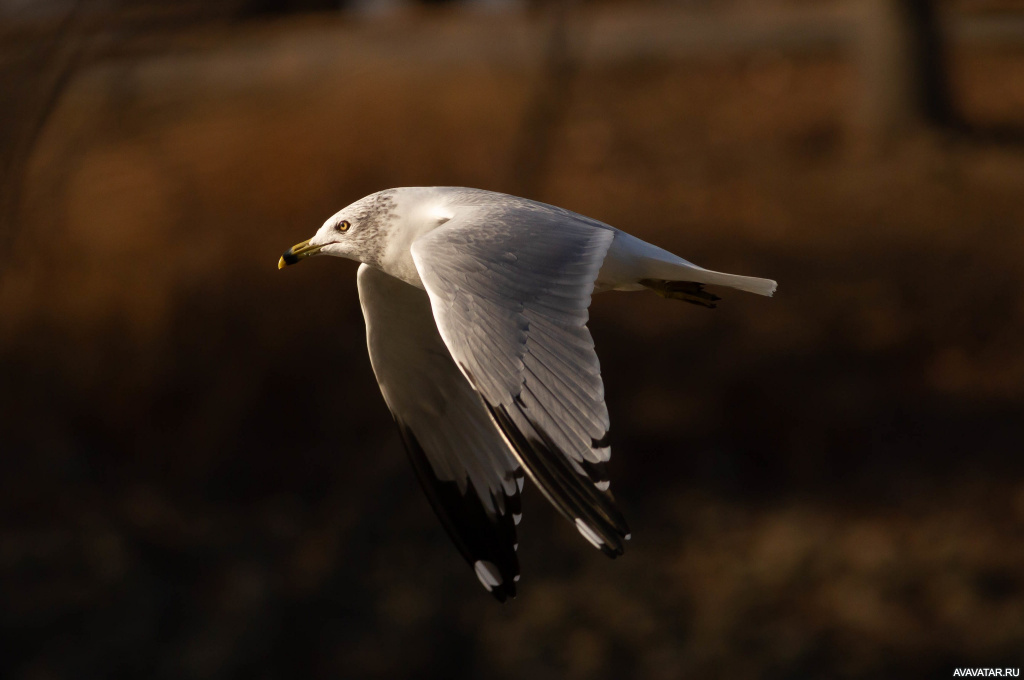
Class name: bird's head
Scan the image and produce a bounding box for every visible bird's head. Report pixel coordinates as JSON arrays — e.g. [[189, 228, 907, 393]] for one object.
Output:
[[279, 190, 396, 269], [278, 210, 363, 268]]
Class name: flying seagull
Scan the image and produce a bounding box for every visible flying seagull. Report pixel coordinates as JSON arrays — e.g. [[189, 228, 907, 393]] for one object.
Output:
[[279, 187, 775, 601]]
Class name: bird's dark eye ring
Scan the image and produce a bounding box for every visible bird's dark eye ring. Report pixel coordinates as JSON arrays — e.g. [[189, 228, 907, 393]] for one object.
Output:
[[338, 220, 350, 232]]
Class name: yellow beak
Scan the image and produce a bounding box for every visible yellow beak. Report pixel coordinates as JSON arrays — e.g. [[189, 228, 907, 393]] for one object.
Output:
[[278, 239, 323, 269]]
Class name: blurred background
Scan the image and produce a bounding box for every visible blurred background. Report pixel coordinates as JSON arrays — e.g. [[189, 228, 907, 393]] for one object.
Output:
[[2, 0, 1024, 677]]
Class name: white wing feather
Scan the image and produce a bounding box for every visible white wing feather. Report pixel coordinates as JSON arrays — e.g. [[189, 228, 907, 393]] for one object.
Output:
[[357, 263, 522, 599], [411, 204, 631, 555]]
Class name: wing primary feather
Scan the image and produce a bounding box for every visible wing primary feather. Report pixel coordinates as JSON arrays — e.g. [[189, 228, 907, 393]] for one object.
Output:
[[395, 419, 519, 601], [483, 402, 629, 557], [517, 404, 628, 544], [502, 471, 524, 519], [581, 459, 611, 491]]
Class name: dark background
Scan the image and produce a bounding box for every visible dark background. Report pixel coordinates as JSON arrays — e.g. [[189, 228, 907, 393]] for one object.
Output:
[[2, 1, 1024, 678]]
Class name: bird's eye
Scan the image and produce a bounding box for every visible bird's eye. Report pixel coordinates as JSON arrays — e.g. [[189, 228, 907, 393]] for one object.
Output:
[[338, 220, 351, 232]]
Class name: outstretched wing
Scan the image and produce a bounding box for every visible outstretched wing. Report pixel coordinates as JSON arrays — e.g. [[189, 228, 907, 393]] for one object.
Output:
[[411, 204, 631, 556], [357, 264, 523, 601]]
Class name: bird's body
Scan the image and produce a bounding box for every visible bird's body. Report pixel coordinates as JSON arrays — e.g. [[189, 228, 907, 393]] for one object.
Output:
[[297, 186, 776, 296], [280, 187, 776, 600]]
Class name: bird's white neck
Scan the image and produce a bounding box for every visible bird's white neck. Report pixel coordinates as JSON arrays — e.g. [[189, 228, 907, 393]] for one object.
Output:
[[378, 188, 455, 289]]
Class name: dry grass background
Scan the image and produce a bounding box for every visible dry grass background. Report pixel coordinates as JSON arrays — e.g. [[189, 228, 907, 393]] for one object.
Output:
[[2, 9, 1024, 679]]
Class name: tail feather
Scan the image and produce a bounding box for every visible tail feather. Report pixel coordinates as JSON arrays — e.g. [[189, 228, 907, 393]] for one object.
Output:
[[683, 268, 777, 297], [600, 230, 777, 297], [643, 259, 777, 297]]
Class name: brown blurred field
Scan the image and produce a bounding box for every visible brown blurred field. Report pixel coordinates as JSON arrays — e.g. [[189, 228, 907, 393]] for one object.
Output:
[[2, 7, 1024, 679]]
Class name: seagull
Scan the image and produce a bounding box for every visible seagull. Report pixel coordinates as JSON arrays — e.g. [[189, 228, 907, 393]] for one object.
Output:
[[279, 187, 775, 601]]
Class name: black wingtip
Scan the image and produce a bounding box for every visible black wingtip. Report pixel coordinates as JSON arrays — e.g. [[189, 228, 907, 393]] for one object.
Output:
[[395, 420, 521, 601], [487, 582, 517, 603], [485, 402, 630, 557]]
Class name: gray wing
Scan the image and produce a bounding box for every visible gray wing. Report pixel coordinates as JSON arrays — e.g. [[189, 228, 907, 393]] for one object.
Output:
[[410, 204, 631, 556], [357, 264, 523, 601]]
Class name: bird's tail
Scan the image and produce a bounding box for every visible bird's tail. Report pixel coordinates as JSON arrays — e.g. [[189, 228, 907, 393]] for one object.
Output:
[[639, 262, 777, 308]]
